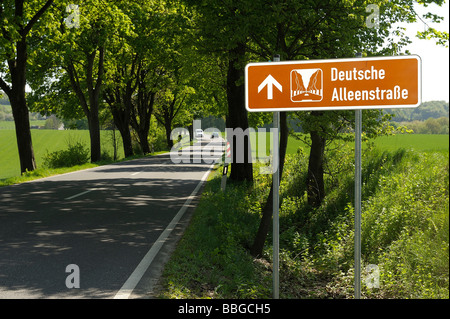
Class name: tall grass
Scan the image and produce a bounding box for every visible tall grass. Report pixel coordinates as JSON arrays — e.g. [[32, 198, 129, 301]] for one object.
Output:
[[159, 172, 271, 298], [159, 143, 449, 299], [295, 147, 449, 298]]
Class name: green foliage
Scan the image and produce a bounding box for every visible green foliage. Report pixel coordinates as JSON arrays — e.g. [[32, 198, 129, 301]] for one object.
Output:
[[360, 151, 449, 298], [417, 26, 450, 47], [0, 104, 13, 121], [281, 147, 449, 298], [147, 118, 171, 153], [43, 139, 90, 168], [160, 139, 448, 299], [0, 129, 129, 179], [386, 101, 449, 122], [401, 117, 449, 134], [43, 115, 62, 130], [159, 169, 272, 299]]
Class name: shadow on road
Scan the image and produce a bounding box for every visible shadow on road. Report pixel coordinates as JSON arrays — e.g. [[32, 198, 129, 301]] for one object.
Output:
[[0, 154, 215, 298]]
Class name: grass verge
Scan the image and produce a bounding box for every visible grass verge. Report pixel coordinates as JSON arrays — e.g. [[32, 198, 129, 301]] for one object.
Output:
[[157, 144, 449, 299], [0, 163, 100, 187], [157, 165, 272, 298], [0, 151, 169, 187]]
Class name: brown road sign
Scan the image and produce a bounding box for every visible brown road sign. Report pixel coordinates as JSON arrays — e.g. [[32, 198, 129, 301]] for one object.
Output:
[[245, 55, 421, 112]]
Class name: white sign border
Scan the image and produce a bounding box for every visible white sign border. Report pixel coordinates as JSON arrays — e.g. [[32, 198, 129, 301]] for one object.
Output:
[[245, 55, 422, 112]]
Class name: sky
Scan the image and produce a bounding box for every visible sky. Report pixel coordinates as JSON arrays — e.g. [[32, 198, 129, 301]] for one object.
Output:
[[397, 1, 450, 102]]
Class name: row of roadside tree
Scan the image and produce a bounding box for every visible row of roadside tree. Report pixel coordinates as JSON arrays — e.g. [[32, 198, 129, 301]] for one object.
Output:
[[1, 0, 448, 257]]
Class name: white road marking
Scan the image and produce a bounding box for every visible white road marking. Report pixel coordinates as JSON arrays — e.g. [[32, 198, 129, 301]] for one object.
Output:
[[65, 189, 94, 200], [131, 172, 141, 176], [113, 164, 214, 299]]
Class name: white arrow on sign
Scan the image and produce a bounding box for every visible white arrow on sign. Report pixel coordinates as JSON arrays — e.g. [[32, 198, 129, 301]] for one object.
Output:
[[258, 74, 283, 100]]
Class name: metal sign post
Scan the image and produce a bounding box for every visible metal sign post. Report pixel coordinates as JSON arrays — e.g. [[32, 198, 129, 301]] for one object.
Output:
[[354, 108, 362, 299], [273, 111, 280, 299], [354, 52, 362, 299], [272, 54, 280, 299]]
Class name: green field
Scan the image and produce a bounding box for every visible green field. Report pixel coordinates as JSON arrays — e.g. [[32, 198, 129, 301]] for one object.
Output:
[[253, 133, 449, 158], [0, 120, 46, 130], [285, 133, 449, 154], [0, 129, 124, 179], [0, 129, 448, 180], [371, 134, 449, 152]]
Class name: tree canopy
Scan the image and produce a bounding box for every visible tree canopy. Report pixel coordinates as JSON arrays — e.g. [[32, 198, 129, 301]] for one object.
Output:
[[1, 0, 448, 181]]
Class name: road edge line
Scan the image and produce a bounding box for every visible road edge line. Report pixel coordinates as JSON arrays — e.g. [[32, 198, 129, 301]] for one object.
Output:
[[113, 163, 214, 299]]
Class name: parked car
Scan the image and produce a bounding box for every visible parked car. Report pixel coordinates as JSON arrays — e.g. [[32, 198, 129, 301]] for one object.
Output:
[[211, 132, 220, 139]]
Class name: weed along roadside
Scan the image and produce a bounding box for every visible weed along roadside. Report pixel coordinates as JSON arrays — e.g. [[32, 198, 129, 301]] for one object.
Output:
[[0, 149, 169, 187], [156, 143, 449, 299]]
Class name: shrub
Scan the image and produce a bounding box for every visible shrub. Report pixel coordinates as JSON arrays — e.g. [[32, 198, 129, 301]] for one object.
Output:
[[43, 140, 90, 168], [159, 168, 271, 299], [159, 143, 448, 299], [274, 147, 448, 298]]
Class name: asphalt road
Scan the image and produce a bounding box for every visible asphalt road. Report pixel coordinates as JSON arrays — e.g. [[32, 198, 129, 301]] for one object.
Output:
[[0, 139, 224, 298]]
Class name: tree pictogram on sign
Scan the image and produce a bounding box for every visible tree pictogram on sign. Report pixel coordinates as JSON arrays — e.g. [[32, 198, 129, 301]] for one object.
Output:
[[291, 68, 323, 102]]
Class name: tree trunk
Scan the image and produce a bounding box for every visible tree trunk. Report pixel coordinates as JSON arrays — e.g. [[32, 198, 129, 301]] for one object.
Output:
[[87, 107, 101, 162], [8, 38, 37, 174], [106, 87, 134, 159], [118, 123, 133, 158], [250, 112, 288, 257], [165, 120, 173, 150], [135, 102, 152, 155], [115, 114, 133, 158], [87, 48, 104, 163], [307, 128, 326, 208], [137, 127, 151, 154], [109, 103, 133, 158], [226, 43, 252, 182], [66, 47, 104, 163], [131, 88, 154, 155], [10, 93, 37, 174]]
